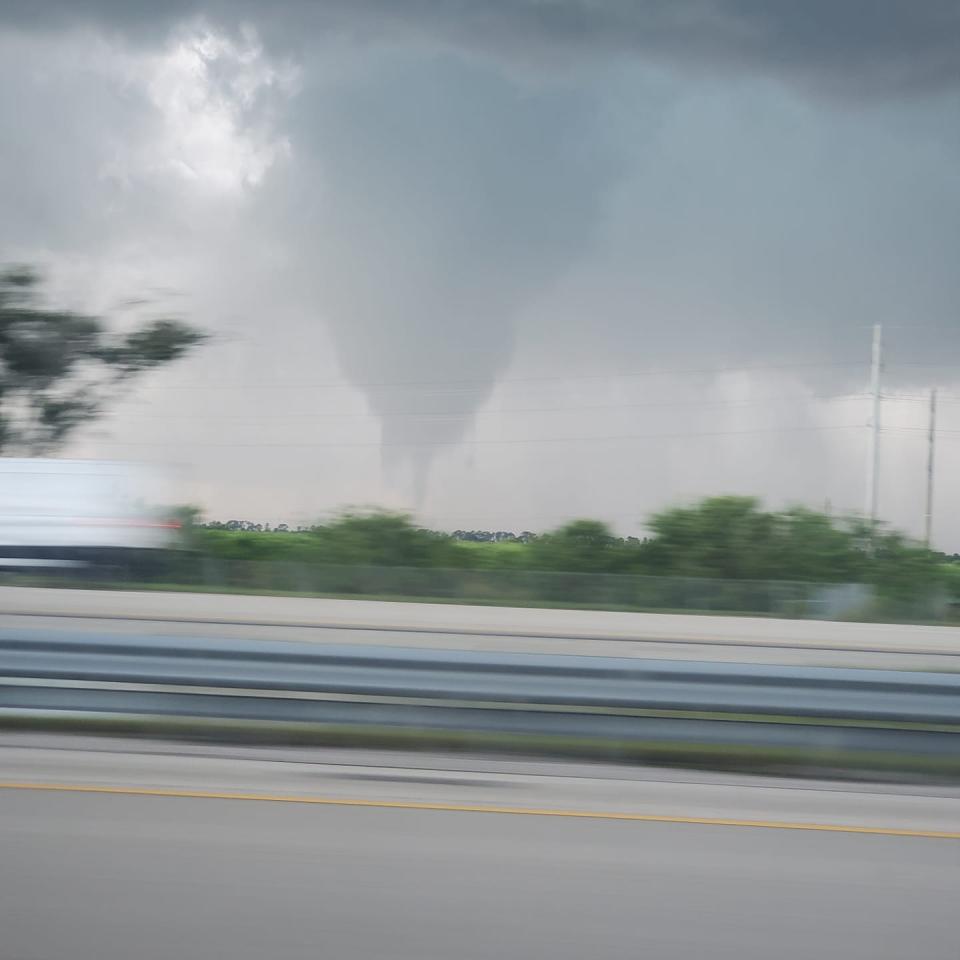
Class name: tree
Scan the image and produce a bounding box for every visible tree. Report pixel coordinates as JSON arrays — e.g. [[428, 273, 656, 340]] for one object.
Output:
[[767, 507, 865, 583], [310, 510, 455, 567], [527, 519, 624, 573], [644, 496, 780, 580], [642, 496, 946, 612], [851, 522, 945, 612], [0, 265, 206, 455]]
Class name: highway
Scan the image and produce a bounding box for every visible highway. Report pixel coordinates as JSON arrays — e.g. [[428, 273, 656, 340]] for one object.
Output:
[[3, 585, 960, 669], [1, 736, 959, 960], [2, 588, 959, 761], [4, 625, 960, 757], [4, 634, 960, 752], [1, 588, 958, 956]]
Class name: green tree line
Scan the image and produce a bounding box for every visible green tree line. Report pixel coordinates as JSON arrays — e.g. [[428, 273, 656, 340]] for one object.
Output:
[[178, 497, 957, 608]]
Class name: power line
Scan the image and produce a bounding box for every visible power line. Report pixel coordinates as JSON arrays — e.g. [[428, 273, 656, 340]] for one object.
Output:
[[865, 323, 883, 525], [61, 392, 870, 423], [887, 360, 960, 367], [884, 427, 960, 437], [881, 393, 960, 404], [78, 423, 862, 449], [925, 389, 937, 547], [141, 359, 868, 393]]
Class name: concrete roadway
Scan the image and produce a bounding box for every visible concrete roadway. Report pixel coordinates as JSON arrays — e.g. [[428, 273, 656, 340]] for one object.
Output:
[[1, 736, 958, 960], [3, 585, 960, 669]]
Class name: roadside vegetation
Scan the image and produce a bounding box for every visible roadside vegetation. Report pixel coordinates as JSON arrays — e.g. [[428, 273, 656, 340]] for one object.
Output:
[[170, 497, 958, 619]]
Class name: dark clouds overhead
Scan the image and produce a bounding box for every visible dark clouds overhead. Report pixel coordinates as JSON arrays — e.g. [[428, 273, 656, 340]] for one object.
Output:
[[4, 0, 960, 98], [1, 0, 958, 534]]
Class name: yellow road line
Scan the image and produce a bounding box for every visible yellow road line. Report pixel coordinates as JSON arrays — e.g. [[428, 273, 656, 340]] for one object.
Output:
[[0, 781, 957, 839]]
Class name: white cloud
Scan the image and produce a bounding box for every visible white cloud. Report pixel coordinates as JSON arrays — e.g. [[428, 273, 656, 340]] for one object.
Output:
[[101, 20, 299, 194]]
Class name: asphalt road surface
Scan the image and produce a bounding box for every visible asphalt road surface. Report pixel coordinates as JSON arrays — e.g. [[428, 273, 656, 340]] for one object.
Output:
[[1, 738, 958, 960]]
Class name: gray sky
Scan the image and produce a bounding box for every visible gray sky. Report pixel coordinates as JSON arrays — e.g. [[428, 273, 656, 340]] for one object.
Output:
[[1, 2, 959, 543]]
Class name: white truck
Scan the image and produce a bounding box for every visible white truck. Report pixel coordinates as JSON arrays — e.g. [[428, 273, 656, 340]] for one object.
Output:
[[0, 458, 179, 575]]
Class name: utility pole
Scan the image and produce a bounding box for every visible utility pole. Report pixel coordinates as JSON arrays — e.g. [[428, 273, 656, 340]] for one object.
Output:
[[925, 388, 938, 548], [865, 323, 883, 526]]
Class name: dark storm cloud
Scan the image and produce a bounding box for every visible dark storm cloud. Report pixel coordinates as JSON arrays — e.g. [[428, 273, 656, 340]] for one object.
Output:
[[4, 0, 960, 98], [2, 0, 959, 533], [265, 54, 624, 500]]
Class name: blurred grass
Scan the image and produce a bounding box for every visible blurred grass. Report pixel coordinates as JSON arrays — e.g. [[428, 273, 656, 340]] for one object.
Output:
[[0, 572, 790, 618], [3, 713, 959, 781], [8, 572, 959, 625]]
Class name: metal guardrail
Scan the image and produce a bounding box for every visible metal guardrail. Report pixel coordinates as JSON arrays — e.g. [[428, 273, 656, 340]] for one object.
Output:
[[1, 628, 958, 756]]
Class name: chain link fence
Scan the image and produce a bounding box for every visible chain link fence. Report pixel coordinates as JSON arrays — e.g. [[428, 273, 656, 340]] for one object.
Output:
[[150, 557, 877, 619]]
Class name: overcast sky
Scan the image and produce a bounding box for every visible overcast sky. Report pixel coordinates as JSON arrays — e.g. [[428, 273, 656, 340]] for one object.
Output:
[[2, 2, 959, 543]]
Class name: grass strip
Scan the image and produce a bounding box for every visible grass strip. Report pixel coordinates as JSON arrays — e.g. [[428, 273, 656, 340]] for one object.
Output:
[[2, 711, 958, 781]]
